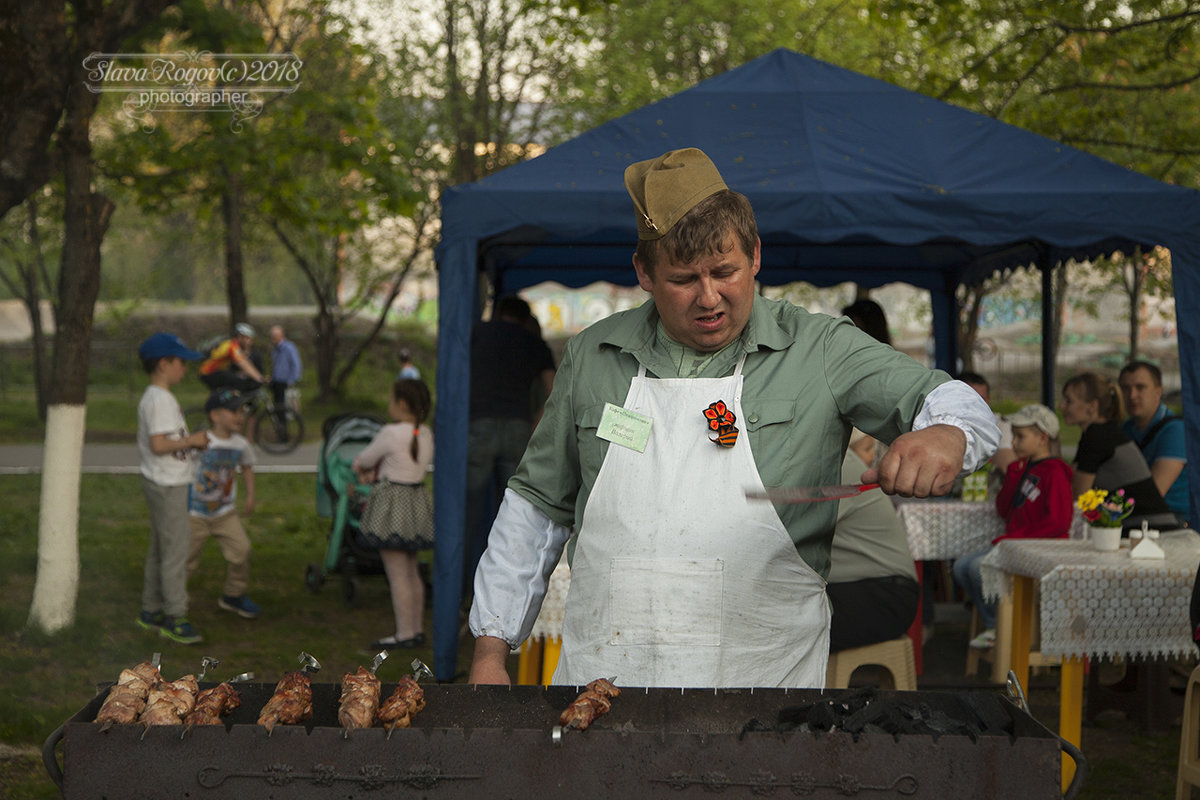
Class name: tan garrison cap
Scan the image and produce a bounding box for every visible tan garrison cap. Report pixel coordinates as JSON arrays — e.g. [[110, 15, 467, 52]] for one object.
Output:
[[624, 148, 728, 240]]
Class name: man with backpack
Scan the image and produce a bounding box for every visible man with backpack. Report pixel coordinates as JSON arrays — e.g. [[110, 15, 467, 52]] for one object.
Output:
[[199, 323, 265, 393], [1119, 360, 1189, 521]]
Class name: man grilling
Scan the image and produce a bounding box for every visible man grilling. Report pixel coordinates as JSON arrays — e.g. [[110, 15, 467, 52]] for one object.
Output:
[[467, 147, 999, 688]]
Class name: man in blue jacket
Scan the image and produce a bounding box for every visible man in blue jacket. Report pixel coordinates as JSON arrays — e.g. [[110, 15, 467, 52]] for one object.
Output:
[[1119, 360, 1188, 521], [268, 325, 302, 430]]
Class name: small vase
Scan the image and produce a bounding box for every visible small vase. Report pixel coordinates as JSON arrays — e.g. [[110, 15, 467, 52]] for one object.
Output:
[[1090, 525, 1121, 552]]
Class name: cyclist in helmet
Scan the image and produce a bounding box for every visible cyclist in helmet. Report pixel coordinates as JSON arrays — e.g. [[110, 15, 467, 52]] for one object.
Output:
[[199, 323, 265, 392]]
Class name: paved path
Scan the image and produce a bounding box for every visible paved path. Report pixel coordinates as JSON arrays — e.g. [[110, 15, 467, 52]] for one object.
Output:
[[0, 442, 321, 474]]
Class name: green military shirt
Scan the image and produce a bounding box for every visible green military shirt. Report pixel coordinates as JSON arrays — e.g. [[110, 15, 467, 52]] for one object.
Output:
[[509, 294, 950, 578]]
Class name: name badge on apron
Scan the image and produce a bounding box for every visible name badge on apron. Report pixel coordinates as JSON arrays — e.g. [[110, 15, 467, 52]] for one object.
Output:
[[596, 402, 652, 453]]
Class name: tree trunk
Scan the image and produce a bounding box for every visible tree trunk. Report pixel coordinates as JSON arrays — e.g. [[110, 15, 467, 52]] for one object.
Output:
[[0, 1, 68, 219], [1128, 249, 1143, 363], [24, 197, 52, 421], [27, 76, 113, 634], [221, 165, 248, 325], [26, 270, 49, 422], [958, 286, 985, 373], [28, 405, 86, 632], [1053, 262, 1069, 356], [313, 305, 337, 402]]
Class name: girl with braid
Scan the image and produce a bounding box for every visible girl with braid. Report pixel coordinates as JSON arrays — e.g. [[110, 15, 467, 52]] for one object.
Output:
[[354, 379, 435, 649]]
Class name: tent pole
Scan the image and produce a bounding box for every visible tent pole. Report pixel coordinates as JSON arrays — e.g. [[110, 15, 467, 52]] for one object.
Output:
[[1040, 253, 1056, 408], [930, 282, 958, 374]]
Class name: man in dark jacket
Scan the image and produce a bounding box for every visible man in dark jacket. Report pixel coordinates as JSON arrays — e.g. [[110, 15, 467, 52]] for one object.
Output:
[[463, 296, 556, 596]]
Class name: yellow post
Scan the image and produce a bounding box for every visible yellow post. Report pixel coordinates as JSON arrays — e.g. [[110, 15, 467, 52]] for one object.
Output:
[[1059, 657, 1085, 791], [516, 637, 544, 685], [541, 636, 562, 685], [990, 592, 1015, 684], [1010, 575, 1034, 692]]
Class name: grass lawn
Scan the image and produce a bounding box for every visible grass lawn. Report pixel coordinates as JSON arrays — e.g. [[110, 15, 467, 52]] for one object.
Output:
[[0, 472, 473, 799]]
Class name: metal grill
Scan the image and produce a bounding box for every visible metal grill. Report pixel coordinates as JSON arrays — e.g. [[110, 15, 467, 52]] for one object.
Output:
[[45, 682, 1074, 799]]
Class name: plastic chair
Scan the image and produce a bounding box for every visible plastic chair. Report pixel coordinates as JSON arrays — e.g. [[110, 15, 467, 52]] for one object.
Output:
[[826, 636, 917, 691], [1175, 663, 1200, 799]]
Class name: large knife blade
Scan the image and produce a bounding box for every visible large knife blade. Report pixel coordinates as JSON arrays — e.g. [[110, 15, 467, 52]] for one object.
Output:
[[746, 483, 880, 503]]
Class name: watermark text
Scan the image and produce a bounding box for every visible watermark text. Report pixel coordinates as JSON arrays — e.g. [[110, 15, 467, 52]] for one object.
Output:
[[83, 51, 303, 131]]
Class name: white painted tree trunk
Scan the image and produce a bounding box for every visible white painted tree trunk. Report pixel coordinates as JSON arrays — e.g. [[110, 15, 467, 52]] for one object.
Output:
[[27, 403, 85, 633]]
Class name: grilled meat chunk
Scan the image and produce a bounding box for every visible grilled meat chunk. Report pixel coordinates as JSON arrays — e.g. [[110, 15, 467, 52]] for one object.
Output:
[[559, 678, 620, 731], [257, 671, 313, 733], [139, 675, 199, 726], [95, 661, 163, 725], [183, 682, 242, 728], [377, 676, 426, 731], [338, 666, 382, 731]]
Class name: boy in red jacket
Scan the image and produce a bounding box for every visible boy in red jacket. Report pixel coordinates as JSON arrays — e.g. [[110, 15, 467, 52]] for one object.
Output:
[[994, 404, 1075, 541], [955, 403, 1073, 648]]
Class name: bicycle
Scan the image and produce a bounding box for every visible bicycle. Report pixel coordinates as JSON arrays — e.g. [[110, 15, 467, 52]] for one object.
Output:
[[184, 385, 306, 455]]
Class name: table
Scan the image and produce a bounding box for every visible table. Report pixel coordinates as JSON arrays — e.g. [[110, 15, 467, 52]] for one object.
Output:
[[897, 499, 1088, 561], [897, 500, 1089, 681], [980, 531, 1200, 789], [896, 500, 1009, 674]]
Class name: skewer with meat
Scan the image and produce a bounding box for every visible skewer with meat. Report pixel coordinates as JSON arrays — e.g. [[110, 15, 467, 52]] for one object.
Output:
[[183, 682, 242, 729], [95, 661, 162, 726], [138, 674, 200, 726], [377, 675, 426, 733], [337, 666, 381, 732], [256, 670, 313, 733], [558, 678, 620, 731]]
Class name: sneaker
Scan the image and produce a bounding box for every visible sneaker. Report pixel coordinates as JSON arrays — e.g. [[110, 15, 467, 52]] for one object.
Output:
[[969, 628, 997, 649], [160, 616, 204, 644], [218, 595, 261, 620], [136, 610, 165, 631]]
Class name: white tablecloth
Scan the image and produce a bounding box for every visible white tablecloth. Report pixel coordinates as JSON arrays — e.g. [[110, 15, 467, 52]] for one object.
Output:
[[897, 500, 1088, 560], [980, 531, 1200, 661]]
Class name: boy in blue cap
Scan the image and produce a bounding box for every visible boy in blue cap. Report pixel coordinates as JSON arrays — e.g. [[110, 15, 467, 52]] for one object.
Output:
[[187, 387, 261, 620], [135, 332, 209, 644]]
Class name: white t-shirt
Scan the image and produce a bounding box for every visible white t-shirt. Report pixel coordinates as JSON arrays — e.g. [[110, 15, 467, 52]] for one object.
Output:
[[189, 431, 256, 518], [137, 385, 194, 486], [352, 422, 433, 483]]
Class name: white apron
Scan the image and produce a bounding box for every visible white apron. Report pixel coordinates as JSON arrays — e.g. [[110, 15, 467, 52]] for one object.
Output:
[[553, 358, 830, 688]]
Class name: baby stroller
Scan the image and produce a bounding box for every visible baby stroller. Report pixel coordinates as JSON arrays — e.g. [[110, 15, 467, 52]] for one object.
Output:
[[307, 411, 389, 606]]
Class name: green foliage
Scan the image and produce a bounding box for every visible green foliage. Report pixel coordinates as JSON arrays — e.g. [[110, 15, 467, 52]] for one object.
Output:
[[874, 1, 1200, 188], [557, 0, 898, 136]]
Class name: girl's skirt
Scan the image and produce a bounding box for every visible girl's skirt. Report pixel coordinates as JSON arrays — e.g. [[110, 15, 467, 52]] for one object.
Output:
[[359, 481, 434, 551]]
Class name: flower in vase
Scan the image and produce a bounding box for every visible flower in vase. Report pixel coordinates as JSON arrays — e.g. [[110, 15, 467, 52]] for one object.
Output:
[[1076, 488, 1135, 528]]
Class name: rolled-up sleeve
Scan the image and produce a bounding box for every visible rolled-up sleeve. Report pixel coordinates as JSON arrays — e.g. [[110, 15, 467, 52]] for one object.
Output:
[[468, 489, 572, 648], [913, 380, 1001, 474]]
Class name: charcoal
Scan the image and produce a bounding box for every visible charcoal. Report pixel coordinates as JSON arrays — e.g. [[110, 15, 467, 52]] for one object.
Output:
[[958, 692, 1016, 738], [744, 689, 994, 744], [914, 702, 979, 742]]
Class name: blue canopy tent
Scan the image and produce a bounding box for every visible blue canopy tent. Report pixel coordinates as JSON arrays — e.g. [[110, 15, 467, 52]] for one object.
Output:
[[432, 48, 1200, 681]]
